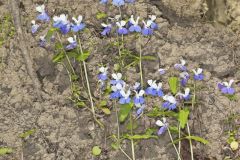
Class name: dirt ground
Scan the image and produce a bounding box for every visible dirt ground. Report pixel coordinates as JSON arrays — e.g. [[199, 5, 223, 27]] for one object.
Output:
[[1, 0, 240, 160]]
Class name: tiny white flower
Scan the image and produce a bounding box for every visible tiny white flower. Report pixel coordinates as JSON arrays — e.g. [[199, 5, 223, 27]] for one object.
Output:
[[72, 15, 83, 24], [36, 4, 45, 13], [112, 73, 122, 80]]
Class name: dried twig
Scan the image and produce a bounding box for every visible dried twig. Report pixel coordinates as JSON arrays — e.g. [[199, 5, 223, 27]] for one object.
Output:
[[10, 0, 43, 100]]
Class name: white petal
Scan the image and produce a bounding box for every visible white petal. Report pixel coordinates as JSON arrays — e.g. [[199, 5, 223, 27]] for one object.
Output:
[[116, 22, 121, 27], [120, 20, 126, 27], [180, 59, 186, 65], [115, 15, 121, 20], [185, 88, 190, 96], [192, 69, 197, 75], [116, 83, 123, 90], [67, 37, 74, 43], [31, 20, 36, 24], [163, 95, 169, 101], [99, 67, 105, 73], [146, 20, 152, 27], [157, 82, 162, 89], [101, 23, 108, 27], [156, 120, 164, 127], [116, 73, 122, 80], [147, 80, 153, 86], [139, 90, 145, 96], [149, 15, 156, 21], [78, 15, 83, 23], [168, 96, 176, 104], [197, 68, 203, 74], [36, 5, 45, 13], [229, 79, 234, 87], [162, 117, 166, 123]]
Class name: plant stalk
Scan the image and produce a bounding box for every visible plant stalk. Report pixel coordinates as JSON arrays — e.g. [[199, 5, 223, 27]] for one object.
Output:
[[167, 127, 182, 160], [130, 113, 136, 160], [139, 36, 143, 87]]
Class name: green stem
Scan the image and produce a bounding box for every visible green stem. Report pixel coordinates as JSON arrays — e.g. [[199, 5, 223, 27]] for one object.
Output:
[[187, 122, 194, 160], [56, 32, 75, 75], [119, 147, 133, 160], [114, 100, 120, 139], [130, 113, 136, 160], [77, 36, 103, 128], [167, 127, 182, 160], [178, 123, 181, 160], [138, 36, 143, 87]]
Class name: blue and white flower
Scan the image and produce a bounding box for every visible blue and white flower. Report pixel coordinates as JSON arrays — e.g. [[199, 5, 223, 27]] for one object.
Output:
[[36, 5, 50, 22], [31, 20, 39, 34], [110, 83, 124, 99], [158, 68, 166, 75], [148, 15, 158, 30], [145, 80, 157, 96], [129, 15, 141, 33], [142, 20, 153, 36], [39, 35, 46, 47], [218, 79, 235, 95], [66, 36, 77, 50], [101, 23, 112, 36], [71, 15, 85, 32], [53, 14, 71, 34], [110, 73, 124, 85], [156, 118, 168, 135], [162, 95, 177, 110], [176, 88, 191, 101], [112, 0, 125, 7], [193, 68, 204, 81], [100, 0, 108, 4], [136, 103, 146, 116], [98, 66, 108, 81], [174, 59, 187, 71], [133, 90, 145, 105], [179, 72, 190, 86], [116, 20, 128, 35], [119, 89, 131, 104], [132, 82, 141, 91]]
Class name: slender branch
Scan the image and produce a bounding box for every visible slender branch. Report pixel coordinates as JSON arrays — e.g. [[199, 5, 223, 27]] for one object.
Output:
[[119, 147, 133, 160], [167, 127, 182, 160], [130, 113, 136, 160], [138, 36, 143, 87], [10, 0, 42, 100], [187, 122, 194, 160]]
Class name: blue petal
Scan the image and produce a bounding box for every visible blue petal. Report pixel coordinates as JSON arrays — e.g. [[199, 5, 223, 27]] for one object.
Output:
[[98, 74, 108, 81], [101, 27, 111, 36], [157, 126, 167, 135], [228, 88, 235, 95], [157, 89, 164, 97], [31, 25, 39, 34], [100, 0, 108, 4], [65, 42, 77, 50], [71, 23, 85, 32], [110, 91, 121, 99], [194, 74, 204, 81], [60, 24, 71, 34], [37, 12, 50, 22], [142, 28, 153, 36], [112, 0, 125, 6], [180, 78, 188, 87], [145, 87, 157, 96], [136, 107, 144, 115], [150, 22, 158, 30], [118, 28, 128, 35], [169, 104, 177, 110], [125, 0, 135, 3], [162, 102, 170, 109], [129, 25, 141, 32]]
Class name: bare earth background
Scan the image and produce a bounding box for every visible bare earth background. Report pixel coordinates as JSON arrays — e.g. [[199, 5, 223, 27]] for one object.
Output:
[[1, 0, 240, 159]]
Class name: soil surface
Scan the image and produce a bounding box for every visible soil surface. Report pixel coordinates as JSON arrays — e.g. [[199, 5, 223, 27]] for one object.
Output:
[[1, 0, 240, 160]]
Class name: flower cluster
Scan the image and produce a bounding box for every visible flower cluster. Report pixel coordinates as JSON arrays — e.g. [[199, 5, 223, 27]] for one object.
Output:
[[101, 15, 158, 36], [100, 0, 135, 6], [31, 5, 86, 49], [218, 79, 235, 95]]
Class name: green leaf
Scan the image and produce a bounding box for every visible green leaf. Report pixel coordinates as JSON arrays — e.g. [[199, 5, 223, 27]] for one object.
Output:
[[169, 126, 179, 134], [168, 77, 179, 95], [99, 100, 107, 107], [146, 107, 178, 118], [19, 129, 36, 139], [141, 56, 156, 61], [0, 147, 13, 155], [126, 121, 138, 130], [46, 27, 58, 41], [96, 12, 107, 19], [186, 136, 209, 144], [52, 52, 65, 63], [92, 146, 101, 156], [119, 103, 133, 123], [123, 134, 158, 140], [178, 109, 189, 129], [111, 142, 120, 150], [101, 107, 111, 115], [76, 101, 86, 108], [76, 51, 90, 62]]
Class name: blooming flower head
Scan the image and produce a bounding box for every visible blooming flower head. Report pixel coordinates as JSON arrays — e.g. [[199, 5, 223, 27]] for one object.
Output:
[[162, 95, 177, 110], [101, 23, 112, 36], [133, 90, 145, 105], [66, 35, 77, 50], [156, 117, 168, 135], [119, 89, 131, 104], [145, 80, 157, 96], [155, 82, 164, 97], [129, 15, 141, 33], [218, 79, 235, 95], [53, 14, 71, 34], [142, 20, 153, 36], [71, 15, 85, 32], [112, 0, 125, 7], [116, 20, 128, 35], [100, 0, 108, 4], [132, 82, 141, 91], [158, 68, 166, 75], [177, 88, 191, 101], [31, 20, 39, 34], [98, 66, 108, 81], [36, 5, 50, 22], [179, 72, 190, 86], [110, 83, 125, 99], [193, 68, 204, 81], [110, 73, 124, 85], [174, 59, 187, 71], [147, 15, 158, 30], [39, 35, 46, 47], [136, 103, 146, 116]]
